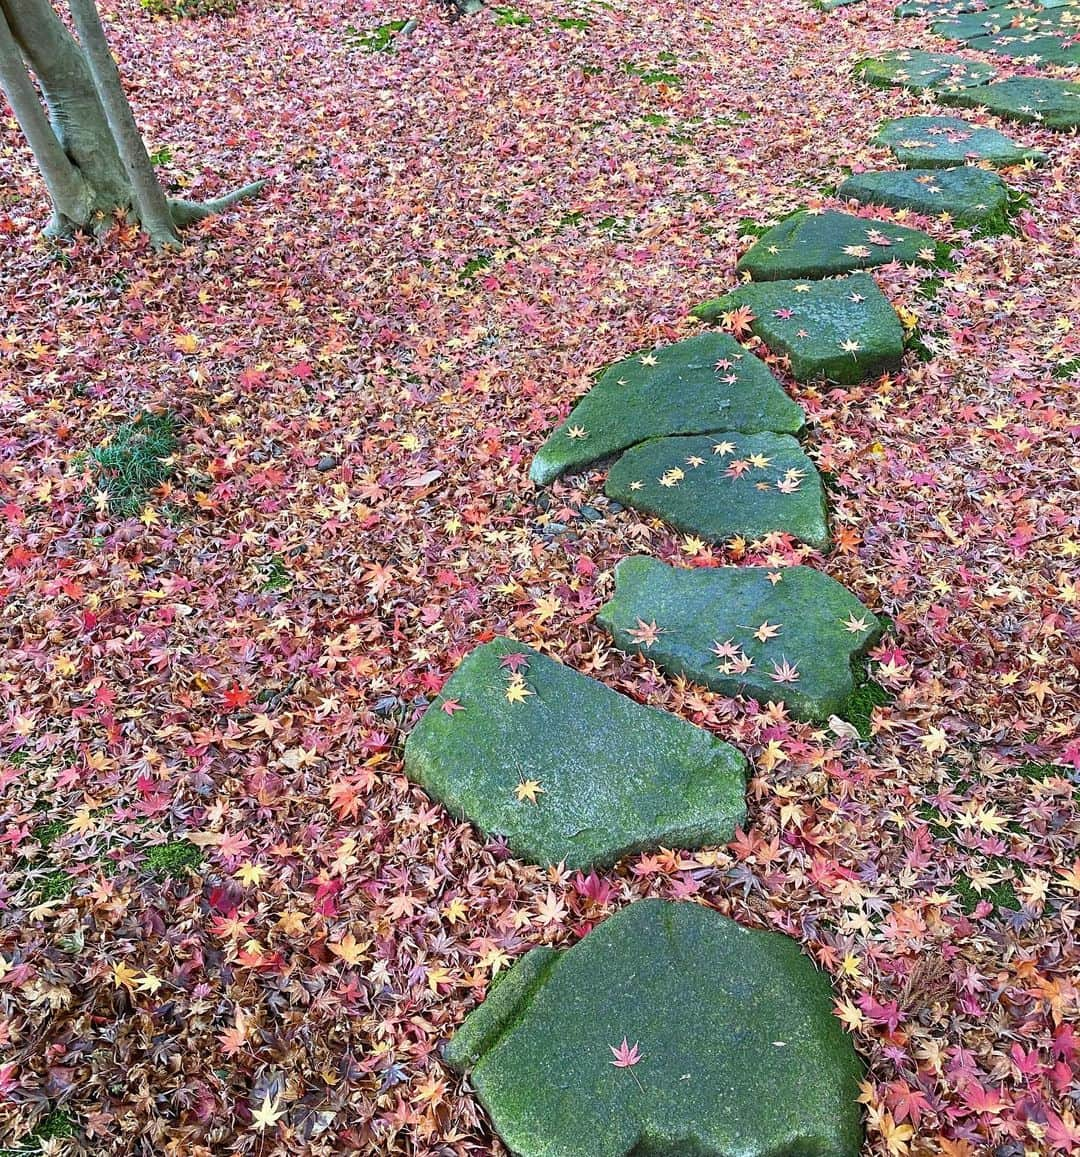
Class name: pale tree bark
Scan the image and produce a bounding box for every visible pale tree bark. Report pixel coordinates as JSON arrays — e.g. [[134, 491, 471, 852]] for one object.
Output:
[[0, 0, 263, 248]]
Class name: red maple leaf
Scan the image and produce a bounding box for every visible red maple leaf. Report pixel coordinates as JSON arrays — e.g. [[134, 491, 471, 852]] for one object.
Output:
[[499, 651, 530, 673]]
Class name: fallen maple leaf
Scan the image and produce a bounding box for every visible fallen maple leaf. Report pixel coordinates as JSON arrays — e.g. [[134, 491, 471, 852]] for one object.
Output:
[[609, 1037, 643, 1067]]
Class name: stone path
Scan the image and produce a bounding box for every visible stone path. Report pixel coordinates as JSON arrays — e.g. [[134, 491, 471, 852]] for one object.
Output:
[[734, 209, 950, 280], [529, 332, 804, 486], [398, 3, 1075, 1147], [604, 433, 830, 550], [837, 168, 1012, 230], [403, 638, 747, 870], [874, 113, 1047, 167], [694, 273, 905, 384], [598, 557, 882, 722], [445, 900, 865, 1157]]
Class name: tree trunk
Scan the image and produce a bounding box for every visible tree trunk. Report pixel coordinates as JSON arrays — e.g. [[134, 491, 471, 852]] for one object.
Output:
[[0, 0, 265, 246], [1, 0, 131, 227], [67, 0, 180, 247], [0, 6, 91, 232]]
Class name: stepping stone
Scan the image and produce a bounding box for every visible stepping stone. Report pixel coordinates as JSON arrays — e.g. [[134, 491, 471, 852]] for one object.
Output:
[[941, 77, 1080, 128], [854, 49, 997, 92], [597, 556, 883, 720], [445, 899, 865, 1157], [529, 333, 804, 487], [895, 0, 1022, 15], [736, 209, 949, 281], [403, 638, 747, 870], [932, 10, 1015, 36], [692, 273, 904, 385], [605, 433, 830, 551], [875, 114, 1047, 167], [838, 167, 1012, 230], [966, 29, 1080, 65]]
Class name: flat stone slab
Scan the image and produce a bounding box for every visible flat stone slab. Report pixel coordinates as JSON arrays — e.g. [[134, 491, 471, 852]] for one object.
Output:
[[940, 77, 1080, 129], [403, 638, 747, 870], [445, 899, 865, 1157], [692, 273, 904, 385], [605, 433, 830, 551], [854, 49, 997, 92], [838, 167, 1012, 229], [966, 30, 1080, 66], [736, 209, 949, 281], [931, 9, 1016, 36], [598, 556, 883, 720], [896, 0, 1023, 15], [875, 114, 1047, 167], [529, 333, 804, 487]]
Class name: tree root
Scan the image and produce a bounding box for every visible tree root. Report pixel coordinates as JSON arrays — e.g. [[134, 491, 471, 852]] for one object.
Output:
[[168, 179, 267, 228]]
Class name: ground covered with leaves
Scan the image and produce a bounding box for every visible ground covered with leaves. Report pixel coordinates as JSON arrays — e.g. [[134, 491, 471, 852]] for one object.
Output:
[[1, 0, 1078, 1152]]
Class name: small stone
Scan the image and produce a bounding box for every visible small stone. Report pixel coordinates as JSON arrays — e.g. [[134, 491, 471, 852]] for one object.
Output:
[[693, 273, 904, 385], [736, 209, 949, 281], [605, 432, 830, 551], [939, 76, 1080, 130], [854, 49, 996, 92], [316, 454, 338, 472], [838, 168, 1012, 230], [529, 332, 804, 486], [598, 556, 883, 720], [875, 114, 1047, 168], [403, 638, 747, 870], [445, 899, 865, 1157]]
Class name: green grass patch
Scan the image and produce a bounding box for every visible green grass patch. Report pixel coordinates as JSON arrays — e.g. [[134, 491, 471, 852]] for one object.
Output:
[[30, 869, 73, 904], [493, 6, 533, 25], [552, 15, 589, 27], [344, 19, 408, 51], [952, 867, 1019, 915], [87, 411, 179, 518], [459, 252, 494, 283], [1053, 357, 1079, 381], [621, 60, 682, 86], [1014, 761, 1069, 781], [261, 554, 293, 592], [144, 840, 204, 878], [839, 674, 893, 740], [32, 818, 67, 849]]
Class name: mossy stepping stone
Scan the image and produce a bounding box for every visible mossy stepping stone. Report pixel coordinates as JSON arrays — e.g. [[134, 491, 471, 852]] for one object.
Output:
[[931, 10, 1014, 37], [597, 556, 883, 720], [854, 49, 996, 91], [445, 899, 865, 1157], [735, 209, 949, 281], [838, 167, 1012, 229], [605, 433, 830, 551], [875, 114, 1047, 167], [529, 333, 804, 487], [940, 77, 1080, 128], [403, 638, 747, 870], [966, 29, 1080, 64], [692, 273, 904, 385]]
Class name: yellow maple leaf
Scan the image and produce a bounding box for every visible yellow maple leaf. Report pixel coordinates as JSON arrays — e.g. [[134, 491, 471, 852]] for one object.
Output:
[[505, 680, 534, 705], [250, 1094, 285, 1132], [515, 779, 544, 804], [328, 932, 369, 967]]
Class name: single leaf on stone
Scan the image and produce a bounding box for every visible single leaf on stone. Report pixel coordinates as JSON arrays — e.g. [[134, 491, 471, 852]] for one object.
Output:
[[605, 433, 830, 551], [598, 556, 883, 721], [735, 210, 950, 282], [403, 638, 748, 870], [693, 274, 904, 385], [529, 333, 804, 486], [444, 899, 865, 1157], [874, 115, 1047, 168]]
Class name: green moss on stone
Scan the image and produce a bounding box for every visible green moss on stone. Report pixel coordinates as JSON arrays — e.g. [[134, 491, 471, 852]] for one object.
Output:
[[938, 76, 1080, 130], [446, 899, 865, 1157], [854, 49, 996, 92], [735, 210, 950, 281], [529, 333, 804, 486], [598, 556, 883, 721], [875, 115, 1047, 168], [605, 432, 830, 550], [404, 638, 748, 870], [839, 677, 893, 740], [837, 168, 1012, 231], [692, 273, 904, 385]]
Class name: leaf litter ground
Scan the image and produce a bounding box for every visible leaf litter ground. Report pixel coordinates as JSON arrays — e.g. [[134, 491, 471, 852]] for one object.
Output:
[[0, 0, 1078, 1153]]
